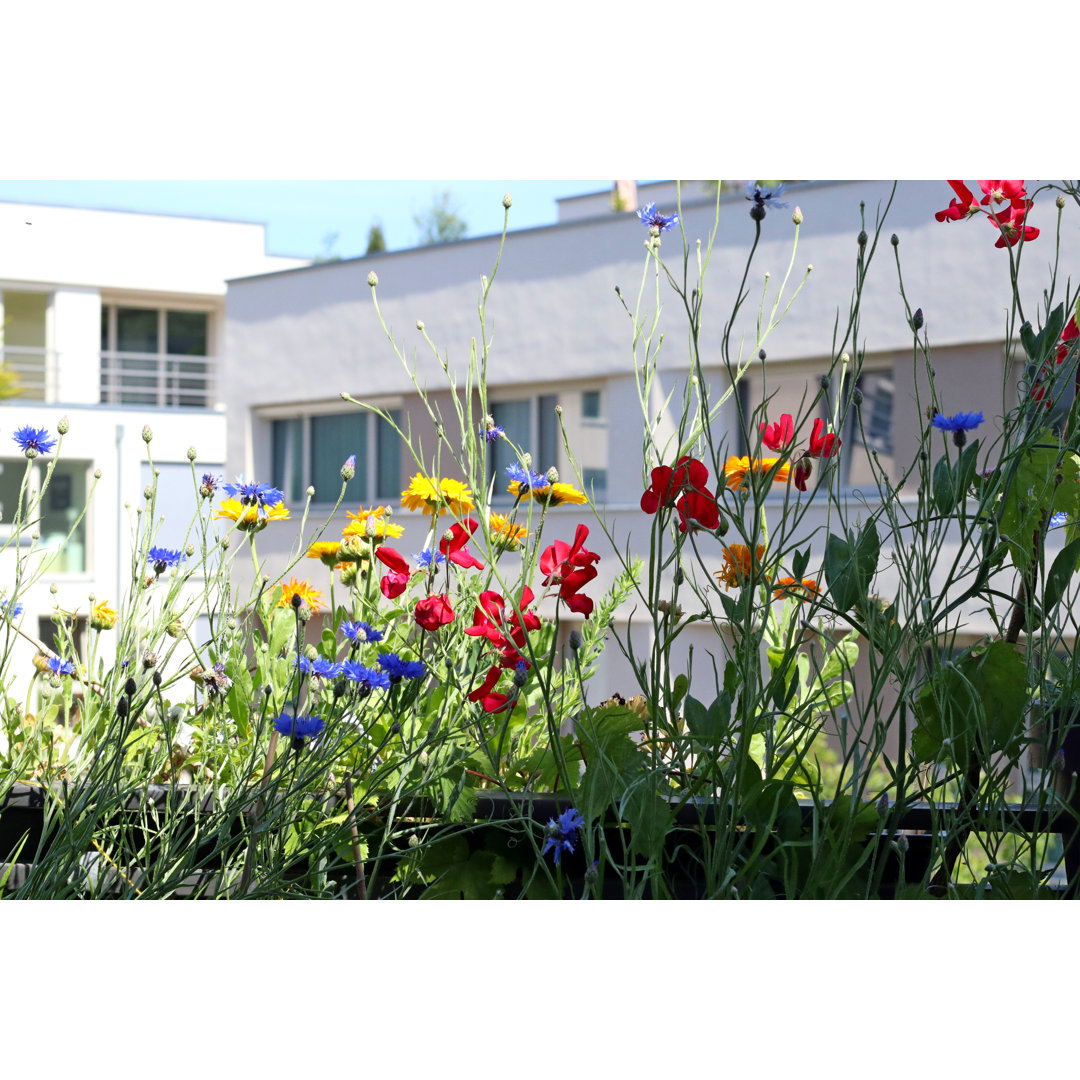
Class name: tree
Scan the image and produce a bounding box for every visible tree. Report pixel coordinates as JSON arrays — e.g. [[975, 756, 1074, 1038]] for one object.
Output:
[[366, 222, 387, 254], [314, 231, 342, 263], [413, 191, 467, 245]]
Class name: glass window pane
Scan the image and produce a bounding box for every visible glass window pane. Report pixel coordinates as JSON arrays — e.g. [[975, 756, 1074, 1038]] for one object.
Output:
[[537, 394, 559, 473], [39, 460, 88, 573], [167, 311, 208, 356], [583, 468, 607, 501], [101, 305, 109, 351], [3, 292, 48, 347], [490, 400, 532, 489], [311, 413, 367, 504], [582, 389, 601, 419], [117, 308, 158, 353], [272, 418, 304, 503], [376, 411, 401, 501]]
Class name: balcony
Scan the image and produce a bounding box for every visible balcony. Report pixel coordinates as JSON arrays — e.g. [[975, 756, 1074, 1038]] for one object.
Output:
[[99, 351, 215, 408], [1, 346, 56, 401]]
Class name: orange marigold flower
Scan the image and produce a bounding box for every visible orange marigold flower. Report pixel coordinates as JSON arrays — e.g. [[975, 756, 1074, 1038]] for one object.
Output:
[[489, 512, 527, 550], [723, 456, 791, 490], [90, 601, 118, 630], [278, 577, 325, 613], [772, 576, 821, 602], [715, 544, 766, 590]]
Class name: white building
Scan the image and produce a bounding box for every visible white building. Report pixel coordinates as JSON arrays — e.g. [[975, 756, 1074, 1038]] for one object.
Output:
[[0, 201, 307, 691], [221, 180, 1078, 702]]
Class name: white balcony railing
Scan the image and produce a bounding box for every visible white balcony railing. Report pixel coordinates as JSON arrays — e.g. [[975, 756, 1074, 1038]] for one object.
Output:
[[100, 351, 215, 408], [0, 346, 56, 401]]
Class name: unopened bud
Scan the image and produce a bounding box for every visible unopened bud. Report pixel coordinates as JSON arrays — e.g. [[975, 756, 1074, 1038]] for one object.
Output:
[[186, 446, 197, 461], [890, 233, 899, 247], [94, 468, 102, 479], [512, 664, 528, 688], [857, 230, 867, 247], [340, 454, 356, 482], [893, 834, 909, 855], [166, 618, 184, 639], [913, 308, 924, 331], [545, 467, 559, 485], [818, 374, 830, 391], [143, 485, 153, 500], [1056, 193, 1067, 210], [554, 404, 562, 416], [367, 271, 378, 287], [57, 416, 70, 435], [851, 388, 864, 406], [569, 630, 583, 652], [306, 486, 315, 499], [758, 349, 766, 362], [141, 425, 153, 443], [502, 193, 512, 209], [142, 651, 158, 671], [416, 320, 424, 331], [792, 207, 803, 226]]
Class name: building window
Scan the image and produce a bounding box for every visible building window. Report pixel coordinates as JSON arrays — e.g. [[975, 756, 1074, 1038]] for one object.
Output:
[[1, 291, 53, 401], [270, 409, 401, 505], [100, 305, 213, 408], [582, 389, 602, 420], [488, 395, 561, 495], [834, 370, 894, 487], [0, 458, 90, 573], [582, 468, 608, 500]]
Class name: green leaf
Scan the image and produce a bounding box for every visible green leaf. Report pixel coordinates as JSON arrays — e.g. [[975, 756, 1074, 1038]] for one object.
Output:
[[792, 546, 810, 581], [817, 632, 859, 683], [684, 692, 731, 748], [823, 522, 879, 613], [718, 591, 739, 622], [1044, 536, 1080, 615], [1020, 320, 1038, 363], [621, 773, 674, 858], [999, 439, 1080, 571], [671, 673, 689, 709], [932, 453, 954, 516]]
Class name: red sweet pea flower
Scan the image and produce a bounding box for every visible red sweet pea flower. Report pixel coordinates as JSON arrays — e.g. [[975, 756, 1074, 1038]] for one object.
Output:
[[414, 592, 454, 631], [1057, 314, 1078, 363], [465, 587, 541, 652], [989, 200, 1039, 248], [792, 456, 814, 492], [935, 181, 980, 222], [807, 418, 840, 458], [438, 517, 485, 571], [675, 487, 721, 534], [540, 524, 601, 619], [977, 180, 1028, 207], [760, 413, 795, 451], [640, 456, 710, 514], [468, 665, 512, 712], [375, 546, 411, 599]]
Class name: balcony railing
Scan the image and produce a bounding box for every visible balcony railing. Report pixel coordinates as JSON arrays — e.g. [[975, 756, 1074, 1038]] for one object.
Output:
[[0, 346, 56, 401], [100, 351, 215, 409]]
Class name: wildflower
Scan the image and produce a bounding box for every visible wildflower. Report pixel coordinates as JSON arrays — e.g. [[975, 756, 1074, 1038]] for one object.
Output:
[[806, 418, 841, 459], [481, 417, 505, 442], [377, 652, 426, 682], [341, 620, 383, 645], [203, 662, 232, 695], [375, 546, 412, 599], [506, 463, 548, 498], [676, 486, 721, 533], [1049, 512, 1069, 529], [468, 665, 513, 712], [343, 505, 404, 541], [90, 601, 118, 630], [415, 593, 455, 632], [978, 180, 1029, 207], [215, 498, 291, 531], [401, 473, 474, 516], [540, 524, 601, 618], [341, 661, 391, 694], [13, 425, 58, 458], [931, 411, 983, 434], [148, 546, 184, 576], [760, 413, 796, 452], [772, 576, 821, 602], [438, 518, 485, 570], [465, 587, 542, 654], [1, 597, 24, 619], [542, 807, 586, 866], [46, 656, 77, 677], [716, 544, 766, 591], [222, 477, 286, 517], [273, 713, 324, 748], [723, 455, 792, 490], [489, 512, 527, 551], [636, 202, 679, 232], [746, 182, 789, 220], [199, 473, 221, 500], [279, 577, 325, 613], [532, 481, 588, 507], [988, 200, 1039, 248], [792, 457, 814, 492], [310, 657, 343, 679], [307, 540, 343, 567], [340, 454, 356, 482], [640, 456, 711, 514], [934, 181, 981, 223]]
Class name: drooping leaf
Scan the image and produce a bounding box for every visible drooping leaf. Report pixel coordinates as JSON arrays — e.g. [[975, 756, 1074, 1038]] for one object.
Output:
[[823, 522, 879, 613], [1043, 536, 1080, 615]]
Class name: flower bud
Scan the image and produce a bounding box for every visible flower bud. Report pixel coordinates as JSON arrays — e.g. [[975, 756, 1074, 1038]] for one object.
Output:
[[893, 834, 909, 855], [142, 651, 158, 671], [512, 664, 528, 688], [340, 454, 356, 482], [416, 320, 425, 331], [851, 388, 863, 406], [367, 271, 378, 287], [152, 670, 162, 688], [792, 207, 803, 226], [818, 374, 830, 391], [186, 446, 197, 461], [57, 416, 70, 435], [569, 630, 583, 652], [296, 602, 312, 623], [141, 425, 153, 443], [545, 467, 559, 485], [166, 618, 184, 639], [913, 308, 924, 331], [758, 349, 766, 362], [143, 485, 153, 501], [221, 535, 231, 550], [749, 203, 765, 222], [94, 468, 102, 479], [890, 233, 899, 247], [857, 230, 867, 247], [1056, 193, 1066, 210], [502, 193, 512, 209]]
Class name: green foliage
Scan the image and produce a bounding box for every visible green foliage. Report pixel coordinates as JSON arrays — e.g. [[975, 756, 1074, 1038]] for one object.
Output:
[[413, 191, 467, 246]]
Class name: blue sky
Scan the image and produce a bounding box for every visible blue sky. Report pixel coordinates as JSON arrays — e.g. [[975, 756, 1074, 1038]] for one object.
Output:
[[0, 180, 614, 260]]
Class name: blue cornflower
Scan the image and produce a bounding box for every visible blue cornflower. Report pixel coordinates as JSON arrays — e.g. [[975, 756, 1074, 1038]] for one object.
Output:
[[413, 548, 446, 569], [542, 807, 586, 867], [342, 660, 391, 694], [199, 473, 221, 500], [482, 423, 505, 443], [1, 597, 23, 619], [311, 657, 343, 679], [506, 463, 547, 491], [294, 654, 312, 674], [148, 546, 184, 575], [341, 620, 384, 644], [1050, 511, 1069, 529], [377, 652, 426, 682], [273, 713, 324, 744], [931, 411, 984, 433], [637, 202, 679, 232], [745, 182, 789, 219], [222, 477, 286, 515], [46, 656, 77, 677], [13, 425, 58, 457]]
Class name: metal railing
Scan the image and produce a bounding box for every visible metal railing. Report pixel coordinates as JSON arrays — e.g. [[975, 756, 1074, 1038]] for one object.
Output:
[[0, 346, 55, 401], [100, 351, 215, 408]]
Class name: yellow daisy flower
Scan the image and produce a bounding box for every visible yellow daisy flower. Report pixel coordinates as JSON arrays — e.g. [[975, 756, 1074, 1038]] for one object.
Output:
[[215, 498, 291, 531], [723, 456, 792, 490], [279, 577, 325, 613], [342, 505, 404, 540], [90, 601, 118, 630], [532, 481, 588, 507], [306, 541, 343, 567], [401, 474, 474, 516], [715, 544, 766, 591], [489, 512, 527, 551]]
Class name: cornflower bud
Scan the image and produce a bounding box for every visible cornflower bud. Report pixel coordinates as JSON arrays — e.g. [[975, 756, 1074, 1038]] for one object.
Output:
[[94, 468, 102, 479], [186, 446, 197, 461], [141, 425, 153, 443], [416, 320, 425, 331], [57, 416, 70, 435], [758, 349, 766, 362], [1056, 193, 1066, 210], [512, 665, 528, 688], [367, 271, 378, 287], [143, 485, 153, 501], [185, 543, 195, 557], [792, 207, 803, 226], [890, 233, 899, 247], [852, 388, 864, 406], [142, 652, 158, 670], [545, 467, 559, 485], [340, 454, 356, 482], [857, 230, 867, 247], [502, 193, 513, 209], [569, 630, 583, 652]]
